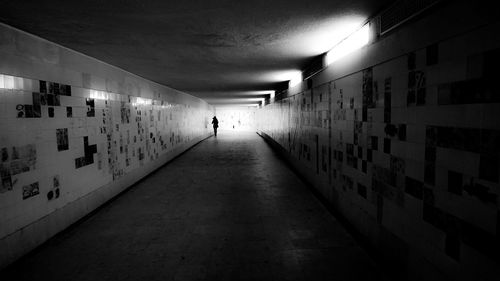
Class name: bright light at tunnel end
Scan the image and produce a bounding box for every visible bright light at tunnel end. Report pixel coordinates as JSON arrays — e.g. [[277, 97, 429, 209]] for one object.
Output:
[[325, 24, 370, 66]]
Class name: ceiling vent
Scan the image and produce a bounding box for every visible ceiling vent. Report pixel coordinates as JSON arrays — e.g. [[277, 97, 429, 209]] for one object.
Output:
[[379, 0, 441, 35]]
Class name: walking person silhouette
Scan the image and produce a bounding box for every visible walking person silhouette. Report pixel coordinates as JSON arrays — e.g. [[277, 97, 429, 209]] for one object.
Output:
[[212, 116, 219, 137]]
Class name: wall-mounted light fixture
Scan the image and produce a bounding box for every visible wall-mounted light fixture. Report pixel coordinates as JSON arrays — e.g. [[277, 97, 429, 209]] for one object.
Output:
[[288, 71, 303, 88], [324, 23, 370, 66], [267, 70, 303, 89], [132, 97, 153, 107], [0, 74, 16, 89], [89, 89, 109, 100]]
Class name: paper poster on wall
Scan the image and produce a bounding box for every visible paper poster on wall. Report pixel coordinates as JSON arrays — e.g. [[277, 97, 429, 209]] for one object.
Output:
[[22, 182, 39, 200]]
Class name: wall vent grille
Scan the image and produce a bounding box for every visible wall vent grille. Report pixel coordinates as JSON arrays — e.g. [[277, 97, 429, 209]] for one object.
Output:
[[380, 0, 441, 35]]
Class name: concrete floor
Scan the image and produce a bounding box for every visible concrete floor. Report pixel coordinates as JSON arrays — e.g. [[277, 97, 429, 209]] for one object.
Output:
[[2, 131, 386, 281]]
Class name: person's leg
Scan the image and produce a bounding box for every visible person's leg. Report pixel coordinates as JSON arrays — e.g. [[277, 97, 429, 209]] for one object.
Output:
[[214, 127, 217, 136]]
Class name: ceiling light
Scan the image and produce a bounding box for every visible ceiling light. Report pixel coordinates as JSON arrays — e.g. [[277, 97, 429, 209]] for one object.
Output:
[[325, 24, 370, 66], [288, 71, 303, 88]]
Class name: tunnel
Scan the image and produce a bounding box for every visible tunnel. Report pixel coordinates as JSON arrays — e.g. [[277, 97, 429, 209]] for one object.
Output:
[[0, 0, 499, 280]]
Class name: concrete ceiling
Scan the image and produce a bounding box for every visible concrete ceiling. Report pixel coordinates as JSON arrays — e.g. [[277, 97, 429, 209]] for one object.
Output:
[[0, 0, 393, 105]]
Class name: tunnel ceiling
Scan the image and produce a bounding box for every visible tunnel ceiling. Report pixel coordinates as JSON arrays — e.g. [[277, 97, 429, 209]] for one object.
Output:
[[0, 0, 393, 104]]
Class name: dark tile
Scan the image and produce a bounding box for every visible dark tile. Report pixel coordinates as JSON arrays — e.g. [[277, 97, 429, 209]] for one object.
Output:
[[363, 72, 375, 109], [48, 107, 54, 118], [333, 150, 341, 162], [451, 80, 475, 104], [424, 162, 435, 185], [407, 89, 416, 105], [408, 52, 416, 70], [0, 169, 13, 192], [384, 108, 391, 124], [384, 78, 391, 103], [425, 126, 438, 147], [354, 121, 363, 134], [479, 154, 499, 182], [56, 128, 69, 151], [426, 44, 439, 66], [367, 149, 372, 162], [437, 83, 451, 105], [1, 148, 8, 162], [24, 104, 33, 118], [423, 187, 434, 205], [362, 160, 367, 173], [86, 98, 95, 117], [390, 156, 405, 174], [416, 87, 426, 105], [423, 203, 446, 230], [362, 68, 373, 98], [66, 107, 72, 118], [497, 211, 500, 241], [376, 195, 383, 224], [445, 79, 500, 104], [463, 179, 497, 204], [445, 233, 460, 261], [370, 136, 378, 150], [39, 80, 47, 93], [358, 183, 367, 198], [383, 138, 390, 154], [346, 143, 354, 156], [40, 93, 47, 106], [75, 157, 85, 168], [425, 146, 436, 162], [405, 176, 423, 199], [460, 219, 499, 261], [480, 129, 500, 155], [448, 171, 463, 195], [415, 71, 426, 88], [408, 71, 416, 88], [47, 94, 55, 106], [436, 126, 481, 153], [32, 92, 41, 118], [347, 155, 357, 169], [59, 84, 71, 96], [49, 82, 60, 95], [483, 48, 500, 81], [384, 124, 397, 137], [398, 124, 406, 141]]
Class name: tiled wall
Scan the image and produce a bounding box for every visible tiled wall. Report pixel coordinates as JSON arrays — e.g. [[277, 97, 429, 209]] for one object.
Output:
[[258, 3, 500, 281], [0, 24, 213, 268]]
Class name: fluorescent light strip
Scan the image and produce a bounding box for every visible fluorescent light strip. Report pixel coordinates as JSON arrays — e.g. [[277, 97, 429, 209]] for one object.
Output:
[[289, 71, 303, 88], [0, 74, 15, 89], [325, 24, 370, 66], [132, 97, 152, 107], [89, 89, 109, 100]]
